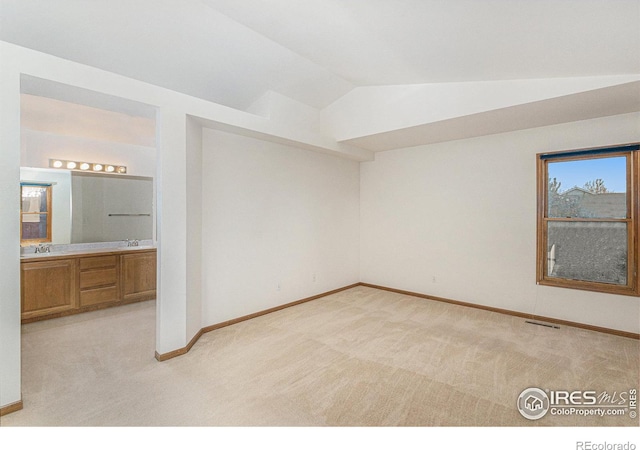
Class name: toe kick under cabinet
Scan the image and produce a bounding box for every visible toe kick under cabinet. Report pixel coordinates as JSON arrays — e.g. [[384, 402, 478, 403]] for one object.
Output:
[[21, 248, 156, 323]]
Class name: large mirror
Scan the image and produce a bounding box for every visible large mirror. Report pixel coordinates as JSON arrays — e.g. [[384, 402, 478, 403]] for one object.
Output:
[[20, 167, 154, 246]]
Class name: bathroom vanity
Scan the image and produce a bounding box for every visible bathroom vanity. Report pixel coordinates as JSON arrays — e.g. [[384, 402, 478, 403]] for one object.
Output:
[[19, 167, 156, 323], [20, 247, 156, 323]]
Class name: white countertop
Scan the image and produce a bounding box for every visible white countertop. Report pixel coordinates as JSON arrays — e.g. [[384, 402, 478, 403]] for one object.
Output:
[[20, 243, 156, 260]]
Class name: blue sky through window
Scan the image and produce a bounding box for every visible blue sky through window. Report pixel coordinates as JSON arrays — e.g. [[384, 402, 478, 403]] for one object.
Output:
[[548, 156, 626, 193]]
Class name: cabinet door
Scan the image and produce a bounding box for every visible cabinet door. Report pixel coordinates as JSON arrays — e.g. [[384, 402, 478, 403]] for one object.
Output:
[[121, 251, 156, 301], [21, 259, 77, 320]]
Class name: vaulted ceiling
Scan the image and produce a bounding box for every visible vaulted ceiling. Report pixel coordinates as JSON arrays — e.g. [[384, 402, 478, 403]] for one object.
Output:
[[1, 0, 639, 151]]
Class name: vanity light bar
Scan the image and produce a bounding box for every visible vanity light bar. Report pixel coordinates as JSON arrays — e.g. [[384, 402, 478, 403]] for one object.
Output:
[[49, 159, 127, 174]]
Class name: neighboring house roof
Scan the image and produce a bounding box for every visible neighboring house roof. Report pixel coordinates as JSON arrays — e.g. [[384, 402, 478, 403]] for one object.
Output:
[[552, 190, 626, 218], [564, 187, 593, 196], [578, 193, 626, 217]]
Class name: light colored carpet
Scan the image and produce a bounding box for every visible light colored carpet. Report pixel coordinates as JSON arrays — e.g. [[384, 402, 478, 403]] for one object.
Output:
[[1, 286, 638, 426]]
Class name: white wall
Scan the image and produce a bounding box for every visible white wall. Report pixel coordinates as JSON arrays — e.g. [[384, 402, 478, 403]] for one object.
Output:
[[21, 93, 156, 148], [200, 129, 360, 325], [247, 90, 323, 135], [360, 112, 640, 333], [155, 107, 188, 354], [20, 167, 72, 245], [0, 53, 21, 410], [185, 117, 203, 340]]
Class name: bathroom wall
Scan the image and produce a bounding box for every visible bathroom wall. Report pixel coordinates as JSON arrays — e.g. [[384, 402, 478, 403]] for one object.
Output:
[[20, 93, 156, 178]]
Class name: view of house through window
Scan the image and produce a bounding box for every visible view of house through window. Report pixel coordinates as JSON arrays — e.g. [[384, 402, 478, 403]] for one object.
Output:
[[547, 156, 627, 284], [538, 145, 638, 296]]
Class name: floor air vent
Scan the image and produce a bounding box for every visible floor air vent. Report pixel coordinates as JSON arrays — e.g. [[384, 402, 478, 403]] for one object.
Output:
[[525, 320, 560, 329]]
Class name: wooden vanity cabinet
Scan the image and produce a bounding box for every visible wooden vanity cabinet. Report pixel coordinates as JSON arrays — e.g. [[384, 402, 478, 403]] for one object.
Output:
[[21, 248, 156, 322], [121, 251, 156, 302], [21, 258, 78, 320]]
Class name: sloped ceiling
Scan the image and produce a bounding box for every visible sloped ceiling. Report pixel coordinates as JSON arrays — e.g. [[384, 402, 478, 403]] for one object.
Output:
[[204, 0, 640, 85], [0, 0, 355, 110], [1, 0, 639, 151]]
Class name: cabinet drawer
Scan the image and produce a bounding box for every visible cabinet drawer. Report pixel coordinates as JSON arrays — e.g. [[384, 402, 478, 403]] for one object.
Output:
[[80, 268, 117, 289], [80, 255, 117, 270], [80, 286, 119, 307]]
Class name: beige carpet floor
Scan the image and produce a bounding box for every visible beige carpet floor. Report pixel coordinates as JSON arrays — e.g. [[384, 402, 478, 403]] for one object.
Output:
[[1, 286, 638, 426]]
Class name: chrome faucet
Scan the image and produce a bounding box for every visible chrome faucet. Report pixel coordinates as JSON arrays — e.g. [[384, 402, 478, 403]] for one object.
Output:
[[35, 243, 52, 253], [126, 239, 139, 247]]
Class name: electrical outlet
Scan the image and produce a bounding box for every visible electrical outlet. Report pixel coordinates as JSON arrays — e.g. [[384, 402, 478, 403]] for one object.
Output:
[[432, 276, 436, 283], [312, 273, 316, 282], [277, 282, 281, 291]]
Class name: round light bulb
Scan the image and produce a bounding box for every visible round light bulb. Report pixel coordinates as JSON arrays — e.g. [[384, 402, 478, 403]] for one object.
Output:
[[53, 160, 63, 168], [117, 166, 127, 174], [80, 163, 90, 170], [66, 161, 77, 169], [106, 165, 115, 173], [93, 164, 103, 171]]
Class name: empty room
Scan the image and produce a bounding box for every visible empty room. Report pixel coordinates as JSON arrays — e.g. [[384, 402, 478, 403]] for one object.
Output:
[[0, 0, 638, 445]]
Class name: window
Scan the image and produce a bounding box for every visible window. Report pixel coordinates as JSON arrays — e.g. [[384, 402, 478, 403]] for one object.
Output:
[[537, 144, 639, 296], [20, 183, 52, 245]]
